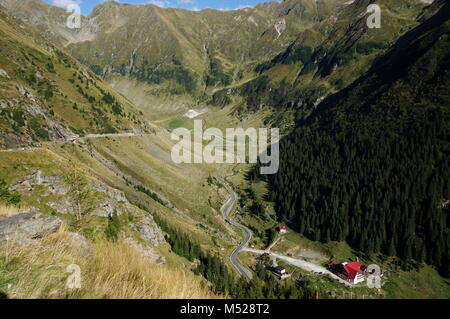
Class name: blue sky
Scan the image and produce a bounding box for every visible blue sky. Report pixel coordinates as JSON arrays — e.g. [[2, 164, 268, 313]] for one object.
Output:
[[44, 0, 279, 15]]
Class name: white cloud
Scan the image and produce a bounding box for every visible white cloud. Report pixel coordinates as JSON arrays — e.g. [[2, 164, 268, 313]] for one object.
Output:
[[51, 0, 81, 9]]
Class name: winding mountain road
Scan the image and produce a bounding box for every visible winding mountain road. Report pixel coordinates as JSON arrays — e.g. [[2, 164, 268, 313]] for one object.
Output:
[[0, 147, 41, 153], [3, 132, 347, 286], [216, 164, 253, 282], [214, 164, 355, 287], [0, 133, 147, 152], [80, 133, 145, 140]]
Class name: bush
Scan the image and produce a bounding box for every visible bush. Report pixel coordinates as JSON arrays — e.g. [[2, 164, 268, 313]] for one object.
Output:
[[209, 89, 231, 107], [0, 178, 21, 205], [29, 118, 49, 140], [12, 109, 25, 127], [105, 211, 121, 242]]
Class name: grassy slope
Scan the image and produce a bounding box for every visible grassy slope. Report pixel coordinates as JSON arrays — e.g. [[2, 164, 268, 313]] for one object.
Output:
[[0, 144, 226, 298], [0, 1, 448, 299], [0, 7, 150, 148], [0, 229, 215, 299], [228, 0, 434, 131], [259, 0, 429, 87], [66, 0, 346, 72]]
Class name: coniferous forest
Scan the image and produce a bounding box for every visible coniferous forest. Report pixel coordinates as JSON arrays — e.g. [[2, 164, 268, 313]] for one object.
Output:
[[258, 4, 450, 277]]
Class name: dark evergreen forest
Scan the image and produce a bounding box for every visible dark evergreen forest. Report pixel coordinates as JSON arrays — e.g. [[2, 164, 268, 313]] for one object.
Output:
[[255, 4, 450, 277]]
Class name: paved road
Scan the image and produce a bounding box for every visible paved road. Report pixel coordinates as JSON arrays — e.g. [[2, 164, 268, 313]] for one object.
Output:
[[1, 133, 147, 152], [0, 147, 41, 153], [80, 133, 145, 140], [216, 164, 253, 282], [243, 248, 353, 287]]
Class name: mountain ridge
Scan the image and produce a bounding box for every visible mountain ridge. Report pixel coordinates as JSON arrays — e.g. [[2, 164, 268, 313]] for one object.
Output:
[[263, 1, 449, 276], [0, 5, 152, 148]]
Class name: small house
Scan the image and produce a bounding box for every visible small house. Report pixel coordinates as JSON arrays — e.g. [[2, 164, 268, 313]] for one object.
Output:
[[273, 266, 287, 276], [279, 226, 287, 234], [327, 261, 365, 284], [271, 266, 291, 280]]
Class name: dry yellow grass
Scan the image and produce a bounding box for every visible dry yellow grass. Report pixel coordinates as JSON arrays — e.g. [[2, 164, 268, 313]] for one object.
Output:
[[0, 230, 217, 299], [81, 240, 216, 299], [0, 204, 29, 218]]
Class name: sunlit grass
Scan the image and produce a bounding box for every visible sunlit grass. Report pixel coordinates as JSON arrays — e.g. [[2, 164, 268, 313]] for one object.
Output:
[[0, 204, 29, 218], [0, 229, 217, 299]]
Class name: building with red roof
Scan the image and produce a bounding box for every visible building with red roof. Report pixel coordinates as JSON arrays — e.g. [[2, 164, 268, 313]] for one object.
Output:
[[327, 261, 365, 284]]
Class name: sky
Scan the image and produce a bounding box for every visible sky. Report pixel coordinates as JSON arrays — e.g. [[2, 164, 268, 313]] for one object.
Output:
[[44, 0, 280, 15]]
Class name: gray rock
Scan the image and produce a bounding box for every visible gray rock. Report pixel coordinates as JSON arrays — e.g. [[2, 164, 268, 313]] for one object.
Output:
[[0, 212, 64, 246], [0, 101, 6, 109], [274, 18, 286, 37], [135, 223, 164, 247], [93, 182, 126, 202], [123, 236, 165, 265], [15, 85, 35, 101], [0, 69, 9, 78], [129, 212, 164, 247], [65, 232, 91, 255], [10, 171, 65, 193], [47, 121, 75, 142], [93, 198, 118, 217], [23, 102, 44, 116], [47, 198, 72, 214]]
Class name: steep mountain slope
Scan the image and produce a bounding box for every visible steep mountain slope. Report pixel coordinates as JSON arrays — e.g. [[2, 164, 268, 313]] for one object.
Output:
[[263, 1, 450, 276], [0, 0, 73, 44], [232, 0, 437, 124], [21, 0, 347, 66], [0, 6, 151, 148], [0, 0, 351, 103], [0, 5, 233, 299], [0, 144, 220, 299], [2, 0, 438, 128]]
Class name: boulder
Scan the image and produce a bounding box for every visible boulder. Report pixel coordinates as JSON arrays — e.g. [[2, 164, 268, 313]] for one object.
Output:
[[0, 212, 64, 246], [0, 69, 9, 78]]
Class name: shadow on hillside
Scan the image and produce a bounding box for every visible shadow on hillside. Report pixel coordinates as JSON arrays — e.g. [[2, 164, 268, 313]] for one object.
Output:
[[0, 292, 9, 299]]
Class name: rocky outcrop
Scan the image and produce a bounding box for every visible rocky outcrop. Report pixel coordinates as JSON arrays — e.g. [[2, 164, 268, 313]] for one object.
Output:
[[10, 171, 66, 193], [8, 171, 165, 253], [10, 170, 126, 217], [131, 215, 165, 247], [92, 181, 127, 202], [135, 223, 163, 245], [16, 85, 36, 101], [0, 212, 64, 246], [123, 236, 165, 265], [46, 198, 72, 214]]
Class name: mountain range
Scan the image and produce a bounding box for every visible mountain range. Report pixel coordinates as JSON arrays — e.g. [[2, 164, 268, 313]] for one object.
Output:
[[0, 0, 448, 300], [1, 0, 435, 118]]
